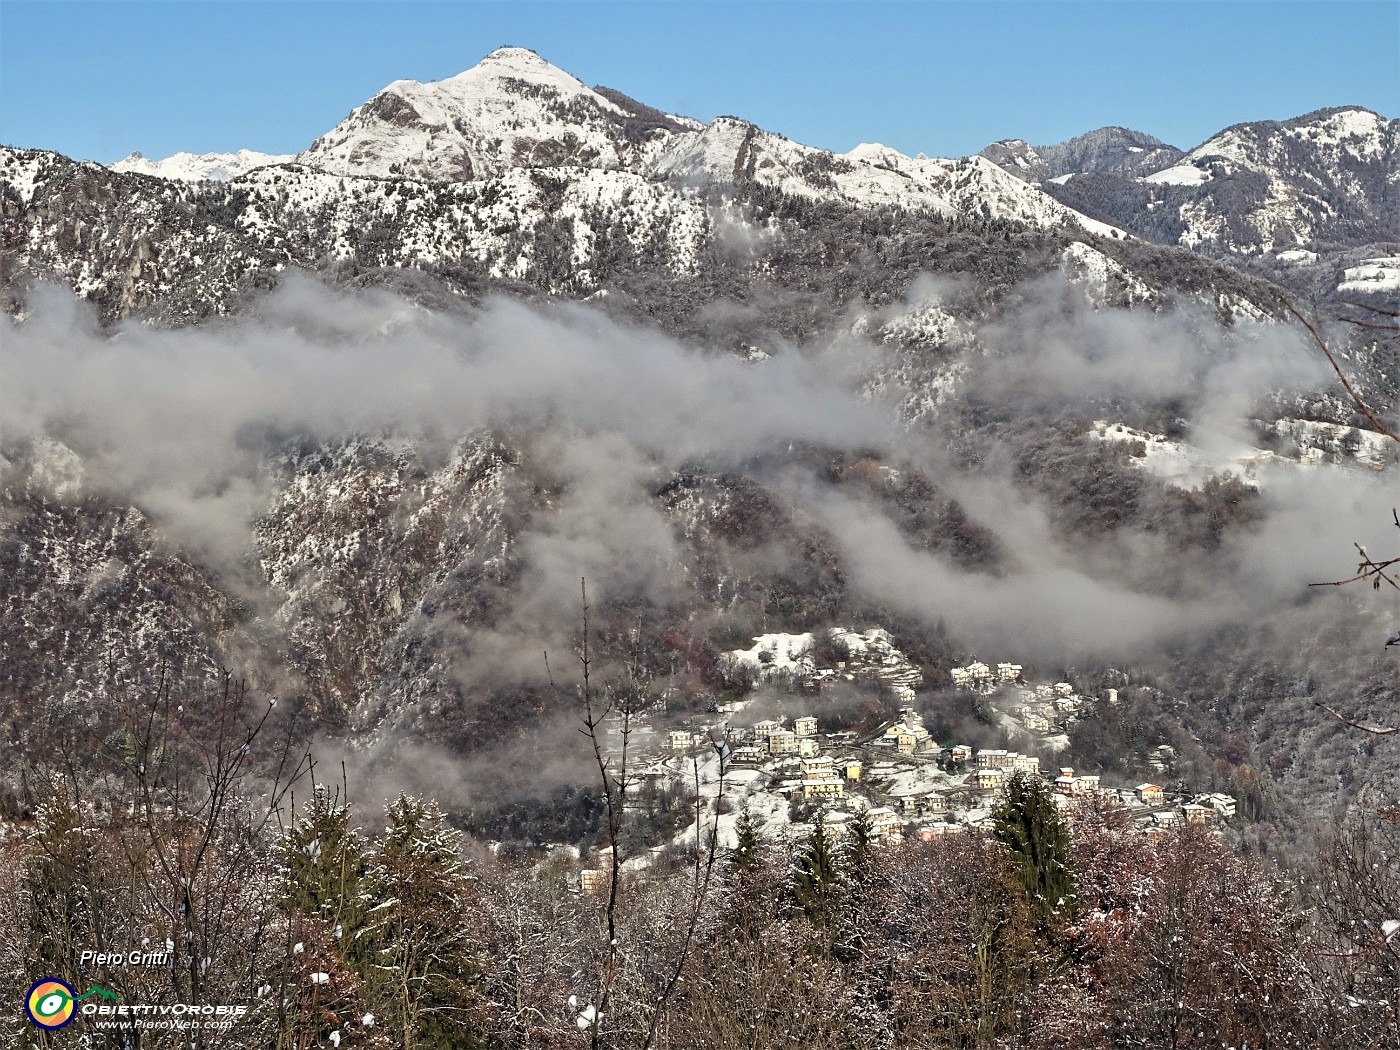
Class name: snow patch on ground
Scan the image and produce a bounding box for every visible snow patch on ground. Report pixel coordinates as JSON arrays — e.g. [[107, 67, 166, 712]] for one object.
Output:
[[1060, 241, 1155, 306], [0, 149, 59, 204], [873, 763, 959, 799], [1268, 418, 1395, 470], [1090, 421, 1281, 489], [1143, 163, 1210, 186], [667, 759, 794, 851], [724, 632, 816, 678]]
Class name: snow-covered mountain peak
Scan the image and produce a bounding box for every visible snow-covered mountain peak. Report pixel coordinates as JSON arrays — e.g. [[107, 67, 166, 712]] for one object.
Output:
[[1188, 106, 1394, 168], [296, 47, 654, 181], [428, 45, 616, 107], [979, 138, 1040, 173], [1019, 106, 1397, 258], [279, 48, 1126, 235], [465, 45, 591, 85], [843, 142, 908, 165], [981, 127, 1181, 182], [110, 148, 294, 181]]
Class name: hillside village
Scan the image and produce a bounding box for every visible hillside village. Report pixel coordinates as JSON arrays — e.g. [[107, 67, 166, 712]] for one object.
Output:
[[579, 627, 1237, 888]]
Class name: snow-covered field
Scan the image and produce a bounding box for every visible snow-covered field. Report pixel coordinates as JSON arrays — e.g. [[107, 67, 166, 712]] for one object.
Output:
[[723, 632, 816, 678], [1090, 420, 1280, 489], [1142, 162, 1210, 186], [1092, 417, 1394, 489], [1338, 256, 1400, 295]]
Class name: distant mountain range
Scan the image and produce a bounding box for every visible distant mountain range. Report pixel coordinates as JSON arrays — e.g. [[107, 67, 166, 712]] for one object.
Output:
[[980, 126, 1185, 182], [3, 47, 1394, 329], [111, 148, 295, 182], [88, 48, 1397, 270], [986, 108, 1398, 261]]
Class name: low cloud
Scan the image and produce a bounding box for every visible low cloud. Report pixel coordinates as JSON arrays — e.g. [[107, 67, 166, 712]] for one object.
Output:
[[6, 269, 1394, 764], [3, 274, 892, 578], [974, 273, 1330, 428]]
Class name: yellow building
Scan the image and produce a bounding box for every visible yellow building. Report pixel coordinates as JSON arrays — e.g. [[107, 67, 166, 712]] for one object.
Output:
[[802, 776, 845, 800], [767, 728, 799, 754], [978, 768, 1007, 790], [883, 708, 934, 754]]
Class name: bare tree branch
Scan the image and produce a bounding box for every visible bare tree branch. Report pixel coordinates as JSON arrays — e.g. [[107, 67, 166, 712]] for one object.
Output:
[[1316, 702, 1399, 737], [1338, 298, 1400, 319], [1308, 509, 1400, 593], [1282, 299, 1399, 443]]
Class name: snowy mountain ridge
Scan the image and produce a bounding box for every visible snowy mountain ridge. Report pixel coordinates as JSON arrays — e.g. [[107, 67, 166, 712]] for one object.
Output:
[[996, 106, 1399, 262], [980, 126, 1185, 182], [95, 49, 1394, 268], [8, 47, 1390, 333], [93, 48, 1120, 239], [111, 148, 296, 182]]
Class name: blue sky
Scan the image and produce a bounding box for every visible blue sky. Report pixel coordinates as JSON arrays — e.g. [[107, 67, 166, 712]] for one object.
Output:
[[2, 1, 1396, 163]]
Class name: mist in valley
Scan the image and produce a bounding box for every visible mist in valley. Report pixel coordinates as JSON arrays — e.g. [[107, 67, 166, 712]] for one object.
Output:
[[3, 269, 1394, 829]]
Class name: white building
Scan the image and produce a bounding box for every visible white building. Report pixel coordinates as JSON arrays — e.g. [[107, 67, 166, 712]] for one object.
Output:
[[1023, 711, 1052, 733], [1200, 793, 1236, 818], [976, 749, 1016, 770], [800, 756, 836, 778]]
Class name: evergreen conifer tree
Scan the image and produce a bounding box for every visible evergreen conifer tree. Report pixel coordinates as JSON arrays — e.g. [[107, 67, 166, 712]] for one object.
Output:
[[833, 807, 878, 964], [792, 810, 840, 929], [844, 807, 876, 885], [365, 794, 483, 1049], [991, 772, 1076, 936], [278, 785, 376, 1045], [730, 808, 762, 873], [280, 784, 371, 951]]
